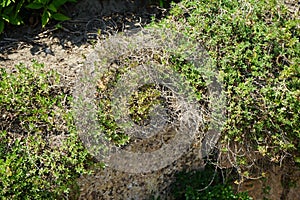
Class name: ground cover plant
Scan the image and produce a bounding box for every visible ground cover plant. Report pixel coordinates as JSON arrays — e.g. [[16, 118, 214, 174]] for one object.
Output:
[[94, 43, 209, 148], [0, 62, 92, 199], [160, 0, 300, 192]]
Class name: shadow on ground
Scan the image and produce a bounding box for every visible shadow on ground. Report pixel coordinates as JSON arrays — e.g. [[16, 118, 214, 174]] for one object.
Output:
[[0, 0, 167, 61]]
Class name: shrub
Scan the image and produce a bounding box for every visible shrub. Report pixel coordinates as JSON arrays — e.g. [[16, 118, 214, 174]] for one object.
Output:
[[165, 0, 299, 178], [0, 61, 92, 199]]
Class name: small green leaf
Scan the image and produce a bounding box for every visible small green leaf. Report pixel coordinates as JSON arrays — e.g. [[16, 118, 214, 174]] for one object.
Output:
[[51, 0, 68, 9], [55, 23, 62, 29], [48, 3, 57, 12], [15, 0, 25, 15], [52, 13, 70, 21], [41, 10, 51, 28], [26, 3, 44, 10], [1, 0, 12, 7]]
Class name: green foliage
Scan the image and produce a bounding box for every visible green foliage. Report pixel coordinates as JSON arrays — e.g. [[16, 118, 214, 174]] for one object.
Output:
[[0, 62, 92, 199], [0, 0, 76, 33], [96, 67, 130, 146], [151, 0, 180, 8], [170, 55, 207, 101], [128, 84, 162, 125], [170, 165, 252, 200], [94, 51, 206, 147], [166, 0, 300, 169], [0, 0, 25, 32], [26, 0, 76, 28]]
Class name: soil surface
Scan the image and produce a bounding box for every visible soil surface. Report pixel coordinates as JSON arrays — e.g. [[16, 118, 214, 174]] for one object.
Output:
[[1, 0, 299, 199], [0, 0, 166, 86]]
